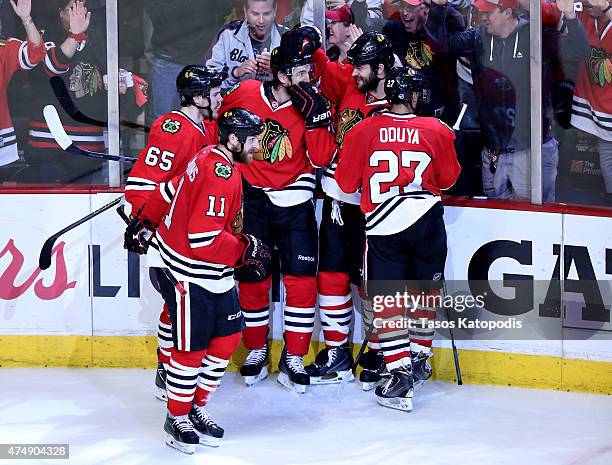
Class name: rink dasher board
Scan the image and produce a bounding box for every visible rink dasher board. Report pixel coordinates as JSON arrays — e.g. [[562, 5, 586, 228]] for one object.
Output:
[[0, 194, 611, 376]]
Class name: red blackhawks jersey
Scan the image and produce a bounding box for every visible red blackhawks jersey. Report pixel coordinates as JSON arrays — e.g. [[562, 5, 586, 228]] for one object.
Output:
[[141, 146, 245, 293], [571, 13, 612, 141], [125, 111, 217, 214], [336, 111, 460, 236], [317, 53, 390, 204], [0, 38, 46, 166], [219, 79, 335, 207]]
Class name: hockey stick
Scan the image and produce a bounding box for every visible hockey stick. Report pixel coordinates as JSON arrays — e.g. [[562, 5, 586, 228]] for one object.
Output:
[[116, 205, 186, 296], [43, 105, 138, 163], [336, 304, 376, 397], [39, 196, 123, 270], [50, 76, 150, 133], [443, 281, 463, 385]]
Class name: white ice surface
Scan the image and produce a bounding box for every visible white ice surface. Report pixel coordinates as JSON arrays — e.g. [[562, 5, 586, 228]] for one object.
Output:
[[0, 369, 610, 465]]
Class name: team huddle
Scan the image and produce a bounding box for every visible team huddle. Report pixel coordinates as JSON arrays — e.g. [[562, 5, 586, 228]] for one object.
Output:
[[123, 26, 460, 455]]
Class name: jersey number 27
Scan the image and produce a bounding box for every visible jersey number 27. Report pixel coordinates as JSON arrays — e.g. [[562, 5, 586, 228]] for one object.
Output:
[[369, 150, 431, 204]]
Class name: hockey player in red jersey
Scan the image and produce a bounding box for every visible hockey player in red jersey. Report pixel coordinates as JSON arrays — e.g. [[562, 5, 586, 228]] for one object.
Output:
[[336, 67, 461, 411], [305, 31, 395, 387], [218, 27, 336, 393], [124, 65, 223, 402], [125, 107, 270, 454]]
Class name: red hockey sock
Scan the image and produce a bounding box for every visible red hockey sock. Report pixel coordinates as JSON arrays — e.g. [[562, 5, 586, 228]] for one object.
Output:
[[157, 304, 172, 365], [239, 278, 271, 350], [166, 348, 206, 417], [317, 271, 353, 347], [283, 275, 316, 356], [193, 333, 241, 407]]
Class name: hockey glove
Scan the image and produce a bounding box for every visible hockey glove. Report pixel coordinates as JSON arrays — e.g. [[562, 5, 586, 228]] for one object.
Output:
[[234, 233, 272, 282], [124, 215, 155, 255], [294, 25, 322, 55], [289, 82, 332, 130]]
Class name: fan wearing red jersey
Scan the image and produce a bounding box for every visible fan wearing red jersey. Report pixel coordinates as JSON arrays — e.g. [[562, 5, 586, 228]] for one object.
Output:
[[305, 31, 395, 387], [0, 0, 45, 169], [124, 65, 223, 402], [336, 67, 461, 412], [218, 27, 336, 393], [125, 108, 270, 455]]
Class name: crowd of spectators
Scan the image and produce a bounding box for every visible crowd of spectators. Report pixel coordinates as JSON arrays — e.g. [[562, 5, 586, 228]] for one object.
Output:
[[0, 0, 609, 207]]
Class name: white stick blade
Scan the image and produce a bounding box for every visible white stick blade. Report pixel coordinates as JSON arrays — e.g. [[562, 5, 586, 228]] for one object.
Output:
[[43, 105, 72, 150], [452, 103, 468, 131]]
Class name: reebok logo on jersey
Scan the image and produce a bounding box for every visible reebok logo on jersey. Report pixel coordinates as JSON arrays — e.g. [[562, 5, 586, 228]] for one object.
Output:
[[161, 118, 181, 134], [214, 162, 232, 179], [298, 254, 315, 262]]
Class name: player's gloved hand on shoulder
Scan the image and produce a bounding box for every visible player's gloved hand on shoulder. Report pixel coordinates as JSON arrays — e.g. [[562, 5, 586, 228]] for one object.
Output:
[[289, 82, 332, 130], [234, 233, 272, 282], [124, 215, 155, 254]]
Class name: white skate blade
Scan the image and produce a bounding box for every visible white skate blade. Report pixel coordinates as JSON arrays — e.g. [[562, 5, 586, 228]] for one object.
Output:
[[310, 369, 354, 385], [155, 387, 168, 402], [277, 372, 306, 394], [376, 395, 413, 412], [196, 431, 221, 448], [165, 434, 195, 455], [362, 380, 381, 391], [244, 366, 269, 387], [413, 379, 426, 390]]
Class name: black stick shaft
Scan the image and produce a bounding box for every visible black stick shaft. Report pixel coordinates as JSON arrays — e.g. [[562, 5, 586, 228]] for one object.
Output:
[[39, 196, 123, 270], [443, 281, 463, 385]]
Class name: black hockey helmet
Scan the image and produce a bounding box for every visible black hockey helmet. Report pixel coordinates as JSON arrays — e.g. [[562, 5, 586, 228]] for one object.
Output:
[[270, 28, 314, 77], [176, 65, 223, 106], [218, 107, 264, 146], [384, 66, 431, 112], [347, 31, 394, 71]]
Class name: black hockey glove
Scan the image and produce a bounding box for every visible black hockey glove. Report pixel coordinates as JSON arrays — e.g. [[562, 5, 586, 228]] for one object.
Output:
[[124, 215, 155, 255], [294, 25, 322, 55], [234, 233, 272, 282], [289, 82, 332, 130]]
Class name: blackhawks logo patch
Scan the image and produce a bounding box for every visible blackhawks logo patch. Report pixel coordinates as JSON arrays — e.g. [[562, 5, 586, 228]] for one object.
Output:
[[254, 119, 293, 164], [161, 118, 181, 134], [214, 161, 232, 179], [587, 46, 612, 88], [405, 41, 433, 70], [335, 108, 364, 148], [232, 205, 244, 234]]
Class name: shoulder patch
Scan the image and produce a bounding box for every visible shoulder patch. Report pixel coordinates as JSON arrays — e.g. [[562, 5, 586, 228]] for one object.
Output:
[[161, 118, 181, 134], [214, 161, 232, 180], [0, 39, 6, 47]]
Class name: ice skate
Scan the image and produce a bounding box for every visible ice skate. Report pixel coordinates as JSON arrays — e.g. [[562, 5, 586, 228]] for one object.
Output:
[[359, 350, 389, 391], [155, 361, 168, 402], [240, 344, 269, 386], [375, 366, 414, 412], [277, 346, 310, 394], [189, 405, 224, 447], [412, 351, 432, 389], [164, 413, 199, 454], [305, 346, 354, 384]]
